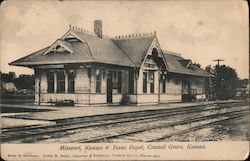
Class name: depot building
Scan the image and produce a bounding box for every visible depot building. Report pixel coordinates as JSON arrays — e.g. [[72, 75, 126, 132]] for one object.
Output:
[[10, 20, 212, 106]]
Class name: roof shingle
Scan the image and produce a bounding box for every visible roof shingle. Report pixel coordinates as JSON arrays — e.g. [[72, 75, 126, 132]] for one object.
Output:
[[163, 51, 212, 77], [72, 30, 135, 67], [113, 36, 155, 66], [10, 41, 93, 65], [10, 29, 212, 77]]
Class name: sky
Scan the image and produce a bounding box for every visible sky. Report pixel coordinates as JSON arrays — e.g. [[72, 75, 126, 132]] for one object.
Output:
[[0, 0, 249, 79]]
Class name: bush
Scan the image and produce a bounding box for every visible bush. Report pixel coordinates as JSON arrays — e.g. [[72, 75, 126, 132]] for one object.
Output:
[[120, 94, 131, 105]]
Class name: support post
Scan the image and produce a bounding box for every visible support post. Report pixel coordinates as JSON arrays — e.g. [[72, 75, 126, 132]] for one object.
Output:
[[54, 71, 57, 93], [65, 71, 68, 93], [87, 65, 92, 106], [158, 70, 160, 103], [38, 71, 41, 105]]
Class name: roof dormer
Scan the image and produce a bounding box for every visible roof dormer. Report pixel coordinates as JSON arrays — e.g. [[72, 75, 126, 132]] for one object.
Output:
[[62, 30, 85, 42], [179, 59, 196, 69], [44, 39, 74, 55]]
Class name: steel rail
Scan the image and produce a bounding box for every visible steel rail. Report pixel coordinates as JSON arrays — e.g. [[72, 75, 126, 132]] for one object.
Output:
[[1, 103, 248, 142], [146, 113, 247, 142], [80, 109, 248, 143], [2, 102, 247, 133]]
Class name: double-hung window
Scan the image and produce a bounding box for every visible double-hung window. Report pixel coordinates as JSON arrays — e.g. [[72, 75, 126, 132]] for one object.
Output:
[[149, 71, 154, 93], [96, 69, 102, 93], [68, 70, 75, 93], [47, 71, 54, 93], [57, 70, 65, 93]]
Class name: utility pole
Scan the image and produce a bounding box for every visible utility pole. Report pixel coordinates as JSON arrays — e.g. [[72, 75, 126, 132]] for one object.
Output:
[[213, 59, 224, 66]]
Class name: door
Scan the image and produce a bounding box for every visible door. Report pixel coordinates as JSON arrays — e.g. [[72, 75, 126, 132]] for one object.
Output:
[[107, 71, 113, 103], [182, 81, 192, 102]]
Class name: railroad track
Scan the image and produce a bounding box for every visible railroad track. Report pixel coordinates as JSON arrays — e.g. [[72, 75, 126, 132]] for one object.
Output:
[[80, 109, 248, 143], [2, 101, 246, 133], [2, 104, 210, 132], [1, 101, 248, 143], [146, 114, 246, 142]]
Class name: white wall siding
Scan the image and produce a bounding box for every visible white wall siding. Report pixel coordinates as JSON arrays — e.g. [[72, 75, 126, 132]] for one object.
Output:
[[159, 94, 182, 103], [128, 94, 137, 103], [90, 94, 106, 104], [75, 68, 89, 93], [166, 79, 182, 94], [190, 77, 205, 94], [39, 93, 107, 105], [113, 94, 123, 103], [40, 71, 47, 93], [137, 69, 143, 94], [137, 94, 158, 104], [75, 94, 89, 104]]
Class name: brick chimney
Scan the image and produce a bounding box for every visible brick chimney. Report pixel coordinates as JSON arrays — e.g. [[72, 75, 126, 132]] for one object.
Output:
[[94, 20, 102, 38]]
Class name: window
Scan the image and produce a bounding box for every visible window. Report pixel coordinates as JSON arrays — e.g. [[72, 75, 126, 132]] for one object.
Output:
[[162, 78, 166, 93], [128, 71, 134, 94], [112, 71, 118, 89], [191, 88, 197, 94], [112, 71, 122, 93], [149, 71, 154, 93], [57, 71, 65, 93], [47, 71, 54, 93], [143, 72, 147, 93], [55, 45, 60, 50], [68, 70, 75, 93], [51, 45, 66, 53], [96, 69, 102, 93], [118, 71, 122, 93]]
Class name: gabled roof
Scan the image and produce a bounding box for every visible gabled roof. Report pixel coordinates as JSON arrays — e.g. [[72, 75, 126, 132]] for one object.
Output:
[[179, 59, 191, 67], [112, 36, 155, 66], [10, 27, 212, 77], [10, 41, 94, 66], [44, 39, 74, 55], [163, 51, 212, 77], [10, 29, 156, 67], [71, 30, 135, 67], [10, 30, 136, 67]]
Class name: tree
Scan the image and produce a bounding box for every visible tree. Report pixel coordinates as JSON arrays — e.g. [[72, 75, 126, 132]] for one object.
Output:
[[205, 65, 239, 100], [0, 71, 35, 90], [0, 71, 16, 82], [205, 65, 213, 73], [193, 62, 201, 68], [215, 65, 238, 99], [236, 78, 249, 88], [14, 74, 35, 90], [205, 65, 216, 100]]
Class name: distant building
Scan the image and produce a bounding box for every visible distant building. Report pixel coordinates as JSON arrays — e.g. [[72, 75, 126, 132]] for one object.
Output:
[[10, 20, 212, 106], [0, 82, 17, 93], [236, 83, 249, 99]]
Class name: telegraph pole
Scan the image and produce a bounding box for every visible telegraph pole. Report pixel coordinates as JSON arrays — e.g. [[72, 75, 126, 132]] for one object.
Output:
[[213, 59, 224, 66]]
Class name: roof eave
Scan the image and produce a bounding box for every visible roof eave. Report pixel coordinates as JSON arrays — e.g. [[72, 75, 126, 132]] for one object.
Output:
[[9, 60, 136, 68], [168, 71, 213, 78]]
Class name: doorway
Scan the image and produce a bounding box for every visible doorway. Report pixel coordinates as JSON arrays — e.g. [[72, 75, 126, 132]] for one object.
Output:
[[182, 81, 192, 102], [107, 71, 113, 103]]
